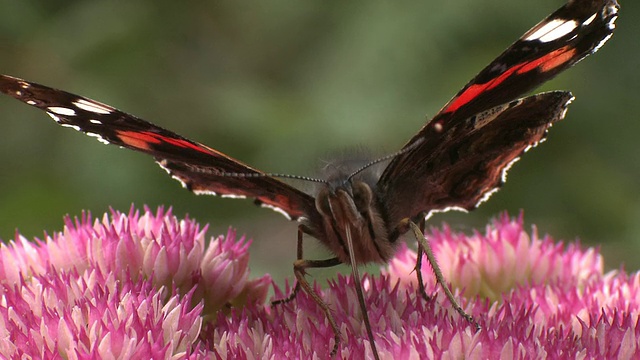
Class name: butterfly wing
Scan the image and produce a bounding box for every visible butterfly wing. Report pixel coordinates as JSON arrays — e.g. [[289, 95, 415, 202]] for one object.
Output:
[[377, 0, 618, 227], [0, 74, 319, 222], [435, 0, 617, 123]]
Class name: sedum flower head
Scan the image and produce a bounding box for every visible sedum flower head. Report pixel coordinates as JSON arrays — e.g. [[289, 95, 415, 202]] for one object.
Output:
[[385, 213, 603, 301], [1, 268, 203, 358], [0, 206, 270, 358], [0, 208, 639, 359]]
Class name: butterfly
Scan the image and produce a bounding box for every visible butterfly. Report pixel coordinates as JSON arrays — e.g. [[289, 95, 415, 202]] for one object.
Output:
[[0, 0, 619, 358]]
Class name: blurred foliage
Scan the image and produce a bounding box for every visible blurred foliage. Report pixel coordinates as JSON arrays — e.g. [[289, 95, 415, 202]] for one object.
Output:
[[0, 0, 638, 283]]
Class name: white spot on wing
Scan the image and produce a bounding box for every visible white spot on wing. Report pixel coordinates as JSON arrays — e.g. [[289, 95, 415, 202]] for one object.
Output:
[[475, 187, 500, 208], [566, 96, 575, 107], [260, 203, 293, 220], [89, 119, 102, 125], [193, 189, 220, 196], [48, 107, 77, 116], [221, 194, 247, 199], [47, 113, 61, 123], [524, 19, 578, 43], [591, 33, 613, 54], [583, 13, 597, 26], [424, 206, 468, 221], [26, 100, 36, 105], [606, 4, 619, 30], [60, 123, 81, 131], [608, 15, 618, 31], [171, 175, 190, 190], [74, 99, 112, 114], [86, 132, 110, 144], [557, 97, 573, 121], [500, 156, 520, 183], [157, 160, 172, 173]]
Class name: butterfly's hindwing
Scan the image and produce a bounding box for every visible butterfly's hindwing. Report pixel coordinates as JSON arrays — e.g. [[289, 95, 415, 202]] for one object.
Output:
[[379, 91, 574, 228]]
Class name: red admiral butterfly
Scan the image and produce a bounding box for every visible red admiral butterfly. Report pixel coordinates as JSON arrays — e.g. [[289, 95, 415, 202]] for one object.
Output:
[[0, 0, 618, 358]]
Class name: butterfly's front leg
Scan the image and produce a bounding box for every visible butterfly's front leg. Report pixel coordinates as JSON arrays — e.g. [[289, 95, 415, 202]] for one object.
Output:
[[270, 224, 343, 356], [271, 226, 306, 305], [271, 225, 339, 304]]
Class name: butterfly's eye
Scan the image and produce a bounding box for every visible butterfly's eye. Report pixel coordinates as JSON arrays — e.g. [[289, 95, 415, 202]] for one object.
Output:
[[351, 181, 373, 211]]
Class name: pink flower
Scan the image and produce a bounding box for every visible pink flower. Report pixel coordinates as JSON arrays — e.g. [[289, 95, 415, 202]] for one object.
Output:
[[0, 208, 638, 359], [0, 206, 270, 358], [386, 213, 603, 300]]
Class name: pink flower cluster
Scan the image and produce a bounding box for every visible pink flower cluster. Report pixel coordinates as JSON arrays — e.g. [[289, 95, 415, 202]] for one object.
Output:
[[0, 208, 638, 359], [0, 207, 270, 358]]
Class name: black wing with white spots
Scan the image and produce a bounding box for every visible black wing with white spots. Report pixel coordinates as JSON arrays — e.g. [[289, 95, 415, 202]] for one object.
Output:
[[0, 75, 321, 223]]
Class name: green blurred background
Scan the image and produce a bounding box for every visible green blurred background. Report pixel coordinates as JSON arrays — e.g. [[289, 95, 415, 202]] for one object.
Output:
[[0, 0, 637, 284]]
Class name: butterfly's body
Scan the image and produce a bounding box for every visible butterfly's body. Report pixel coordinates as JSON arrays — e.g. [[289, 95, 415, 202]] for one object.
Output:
[[0, 0, 619, 357]]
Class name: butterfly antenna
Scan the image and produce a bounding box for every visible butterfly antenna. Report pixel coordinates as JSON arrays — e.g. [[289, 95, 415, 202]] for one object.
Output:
[[217, 137, 425, 184], [347, 137, 425, 181], [216, 171, 328, 184]]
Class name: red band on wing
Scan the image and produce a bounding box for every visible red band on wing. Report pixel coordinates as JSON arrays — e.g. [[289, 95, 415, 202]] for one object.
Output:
[[517, 46, 576, 74], [116, 130, 214, 155], [160, 136, 211, 154], [116, 130, 160, 150], [443, 46, 576, 114]]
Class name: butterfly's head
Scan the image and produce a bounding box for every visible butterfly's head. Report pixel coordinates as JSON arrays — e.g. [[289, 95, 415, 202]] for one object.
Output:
[[312, 162, 396, 265], [314, 156, 382, 228]]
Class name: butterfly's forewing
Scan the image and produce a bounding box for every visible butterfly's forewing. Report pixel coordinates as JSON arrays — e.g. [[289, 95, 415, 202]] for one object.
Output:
[[378, 0, 618, 227], [0, 75, 320, 222], [437, 0, 618, 122]]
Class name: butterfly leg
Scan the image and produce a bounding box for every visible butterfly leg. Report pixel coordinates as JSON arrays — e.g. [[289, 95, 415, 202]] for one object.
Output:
[[272, 225, 341, 305], [293, 256, 343, 355], [271, 225, 343, 355], [414, 217, 431, 302], [271, 226, 307, 305], [408, 218, 479, 330]]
